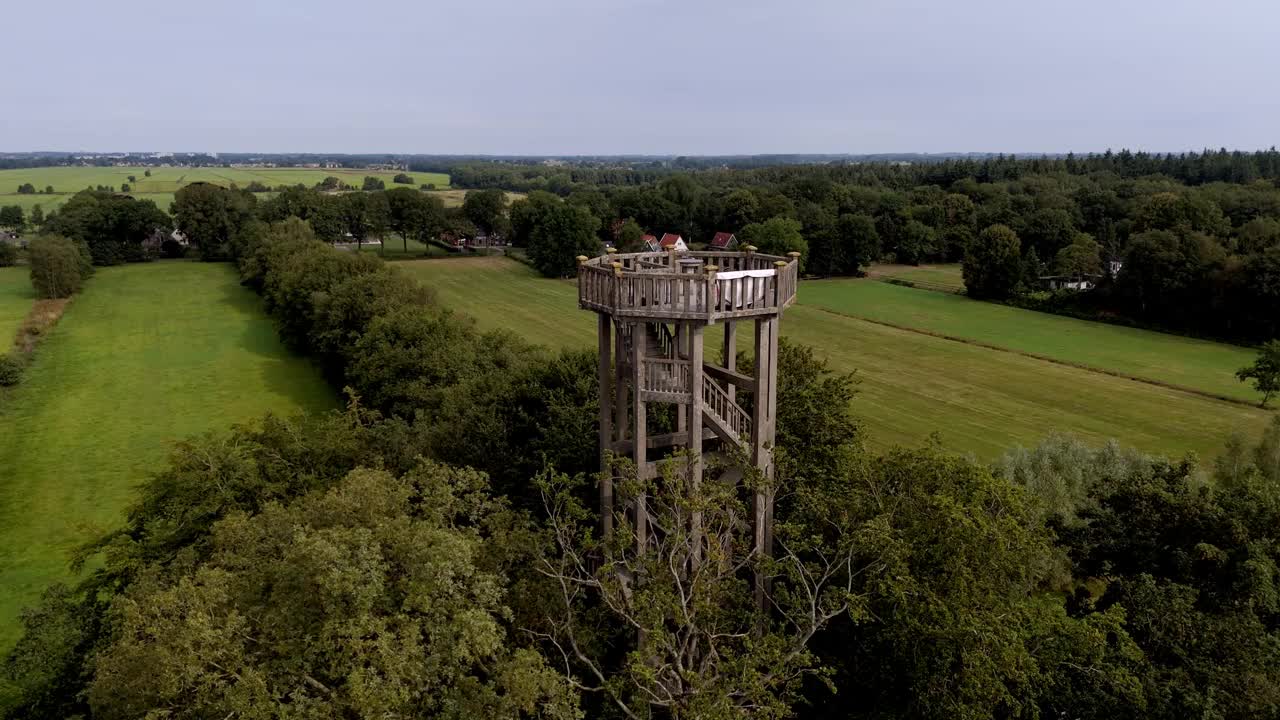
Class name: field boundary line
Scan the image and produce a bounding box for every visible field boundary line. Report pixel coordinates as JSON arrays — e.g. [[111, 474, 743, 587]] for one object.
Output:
[[809, 305, 1264, 410]]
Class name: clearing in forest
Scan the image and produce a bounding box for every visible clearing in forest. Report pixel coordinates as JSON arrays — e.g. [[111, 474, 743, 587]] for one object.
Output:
[[0, 262, 333, 652], [394, 256, 1273, 462]]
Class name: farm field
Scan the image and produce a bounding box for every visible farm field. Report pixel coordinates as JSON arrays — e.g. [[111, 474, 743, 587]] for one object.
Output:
[[0, 166, 451, 215], [866, 262, 965, 292], [802, 279, 1264, 405], [394, 257, 1273, 461], [0, 262, 334, 653], [0, 267, 35, 347]]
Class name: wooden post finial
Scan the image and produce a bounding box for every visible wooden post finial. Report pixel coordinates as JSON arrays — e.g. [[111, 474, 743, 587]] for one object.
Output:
[[787, 251, 801, 259], [576, 255, 589, 264], [606, 247, 618, 254], [743, 244, 757, 254], [773, 260, 788, 268]]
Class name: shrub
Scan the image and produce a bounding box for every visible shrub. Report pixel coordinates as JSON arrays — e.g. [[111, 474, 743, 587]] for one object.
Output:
[[392, 173, 414, 185], [28, 235, 90, 298], [0, 354, 22, 386], [0, 241, 17, 267], [160, 238, 185, 259]]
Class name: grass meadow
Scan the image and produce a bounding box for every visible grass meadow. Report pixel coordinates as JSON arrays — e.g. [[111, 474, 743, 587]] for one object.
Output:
[[0, 268, 35, 347], [394, 257, 1274, 461], [0, 166, 452, 214], [866, 262, 966, 292], [0, 262, 333, 653]]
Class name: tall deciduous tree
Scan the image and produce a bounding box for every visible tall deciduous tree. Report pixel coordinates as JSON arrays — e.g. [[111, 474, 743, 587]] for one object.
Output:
[[1236, 339, 1280, 407], [171, 183, 255, 260], [526, 202, 600, 278], [963, 224, 1022, 299], [463, 189, 510, 237]]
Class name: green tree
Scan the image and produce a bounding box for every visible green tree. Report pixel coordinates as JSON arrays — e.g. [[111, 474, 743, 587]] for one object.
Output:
[[120, 183, 130, 193], [615, 217, 645, 252], [0, 206, 23, 229], [339, 190, 390, 251], [29, 204, 44, 228], [739, 216, 807, 268], [28, 235, 91, 298], [963, 224, 1023, 299], [463, 189, 510, 236], [392, 172, 414, 184], [171, 183, 255, 260], [1054, 232, 1103, 276], [43, 186, 53, 195], [1236, 339, 1280, 407], [835, 213, 880, 273], [144, 169, 151, 177], [127, 175, 136, 183], [17, 183, 35, 194], [385, 187, 444, 254], [526, 202, 600, 278], [88, 464, 576, 720], [0, 242, 17, 268], [362, 176, 387, 191]]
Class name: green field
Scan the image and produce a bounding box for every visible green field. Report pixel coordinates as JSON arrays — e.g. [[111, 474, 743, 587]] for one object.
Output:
[[0, 262, 333, 651], [0, 165, 451, 214], [0, 267, 35, 347], [803, 279, 1264, 404], [867, 263, 966, 292], [394, 257, 1274, 461]]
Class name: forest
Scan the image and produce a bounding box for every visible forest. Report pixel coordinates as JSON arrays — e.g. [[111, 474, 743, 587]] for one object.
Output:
[[0, 175, 1279, 718]]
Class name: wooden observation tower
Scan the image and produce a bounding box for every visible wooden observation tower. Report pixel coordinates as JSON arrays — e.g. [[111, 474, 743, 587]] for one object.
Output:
[[577, 246, 799, 590]]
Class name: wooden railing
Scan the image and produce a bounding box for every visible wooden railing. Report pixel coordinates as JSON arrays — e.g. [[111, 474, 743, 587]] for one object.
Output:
[[642, 358, 691, 401], [702, 375, 751, 444], [578, 250, 799, 321]]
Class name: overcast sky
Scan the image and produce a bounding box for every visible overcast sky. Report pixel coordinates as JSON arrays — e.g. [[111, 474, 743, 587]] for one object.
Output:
[[5, 0, 1278, 155]]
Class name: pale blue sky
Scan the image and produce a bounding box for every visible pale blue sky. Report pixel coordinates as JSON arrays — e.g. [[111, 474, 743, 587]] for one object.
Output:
[[5, 0, 1278, 154]]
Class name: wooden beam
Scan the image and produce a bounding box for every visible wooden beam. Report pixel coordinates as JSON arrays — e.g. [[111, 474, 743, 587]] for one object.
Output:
[[703, 362, 753, 390], [723, 320, 737, 403], [689, 324, 705, 569], [598, 314, 613, 540], [632, 321, 647, 555], [611, 428, 717, 455]]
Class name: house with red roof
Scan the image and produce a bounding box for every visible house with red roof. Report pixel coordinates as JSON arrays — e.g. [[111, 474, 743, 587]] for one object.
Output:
[[709, 231, 737, 250], [641, 234, 660, 251], [658, 233, 688, 252]]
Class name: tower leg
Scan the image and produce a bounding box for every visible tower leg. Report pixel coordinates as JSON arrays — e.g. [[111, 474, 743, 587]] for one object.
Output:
[[689, 324, 704, 569], [597, 314, 614, 540], [723, 320, 737, 403], [631, 322, 647, 554]]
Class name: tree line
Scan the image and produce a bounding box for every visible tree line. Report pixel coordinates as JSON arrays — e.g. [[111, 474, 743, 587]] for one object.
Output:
[[5, 186, 1280, 718]]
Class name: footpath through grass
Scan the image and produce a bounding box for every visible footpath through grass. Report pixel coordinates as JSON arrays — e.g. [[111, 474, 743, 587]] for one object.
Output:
[[394, 257, 1273, 462], [0, 261, 333, 652], [0, 267, 35, 347], [802, 279, 1263, 404]]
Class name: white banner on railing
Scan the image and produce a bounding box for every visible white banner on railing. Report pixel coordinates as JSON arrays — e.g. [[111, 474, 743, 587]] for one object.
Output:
[[715, 269, 775, 308]]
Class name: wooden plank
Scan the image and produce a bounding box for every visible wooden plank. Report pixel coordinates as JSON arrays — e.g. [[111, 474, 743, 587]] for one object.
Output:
[[704, 361, 752, 390]]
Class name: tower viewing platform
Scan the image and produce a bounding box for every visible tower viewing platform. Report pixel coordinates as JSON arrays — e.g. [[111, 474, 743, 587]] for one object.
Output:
[[577, 248, 799, 322], [577, 246, 798, 606]]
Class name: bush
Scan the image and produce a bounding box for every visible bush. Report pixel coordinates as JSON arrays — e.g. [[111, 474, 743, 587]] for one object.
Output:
[[0, 354, 22, 386], [392, 173, 414, 185], [0, 241, 17, 267], [28, 235, 91, 298]]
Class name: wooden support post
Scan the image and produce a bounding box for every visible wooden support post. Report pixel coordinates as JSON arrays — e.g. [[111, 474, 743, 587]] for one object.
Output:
[[632, 320, 647, 555], [598, 313, 614, 540], [615, 323, 627, 447], [689, 324, 705, 569], [723, 320, 737, 403], [751, 316, 772, 612], [675, 323, 686, 435]]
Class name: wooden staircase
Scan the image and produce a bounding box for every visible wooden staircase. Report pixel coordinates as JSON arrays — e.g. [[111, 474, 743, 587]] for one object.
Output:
[[620, 321, 752, 448]]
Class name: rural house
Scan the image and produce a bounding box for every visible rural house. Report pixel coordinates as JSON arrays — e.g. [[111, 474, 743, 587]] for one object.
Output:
[[641, 234, 660, 251], [1040, 274, 1100, 292], [710, 231, 737, 250], [658, 233, 688, 252]]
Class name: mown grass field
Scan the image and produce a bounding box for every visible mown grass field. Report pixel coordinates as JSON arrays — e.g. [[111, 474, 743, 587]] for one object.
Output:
[[394, 257, 1274, 462], [802, 279, 1264, 404], [0, 262, 334, 652], [0, 166, 451, 214], [866, 262, 966, 292], [0, 267, 35, 347]]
